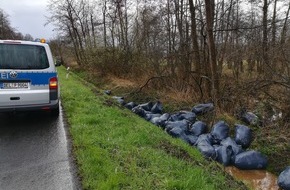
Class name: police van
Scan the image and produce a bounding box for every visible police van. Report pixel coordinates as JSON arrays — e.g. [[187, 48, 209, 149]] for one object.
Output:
[[0, 39, 60, 115]]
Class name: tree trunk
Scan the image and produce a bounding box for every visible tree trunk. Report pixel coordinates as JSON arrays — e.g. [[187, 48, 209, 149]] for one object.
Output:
[[91, 14, 96, 48], [189, 0, 201, 77], [204, 0, 219, 104], [174, 0, 189, 80], [102, 1, 107, 48], [272, 0, 277, 45], [281, 2, 290, 45], [262, 0, 269, 77]]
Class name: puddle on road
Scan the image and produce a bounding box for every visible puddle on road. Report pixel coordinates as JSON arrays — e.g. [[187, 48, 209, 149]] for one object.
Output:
[[226, 166, 279, 190]]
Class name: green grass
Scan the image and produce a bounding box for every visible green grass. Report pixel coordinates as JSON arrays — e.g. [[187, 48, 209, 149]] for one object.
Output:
[[58, 66, 247, 190]]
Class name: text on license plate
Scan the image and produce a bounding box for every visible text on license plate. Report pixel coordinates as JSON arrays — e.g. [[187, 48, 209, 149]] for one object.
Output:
[[3, 82, 29, 89]]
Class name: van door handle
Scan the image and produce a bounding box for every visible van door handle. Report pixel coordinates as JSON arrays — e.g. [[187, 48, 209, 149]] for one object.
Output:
[[10, 97, 20, 100]]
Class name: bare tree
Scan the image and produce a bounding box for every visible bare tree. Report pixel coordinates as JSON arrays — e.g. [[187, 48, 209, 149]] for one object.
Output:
[[46, 0, 290, 114], [204, 0, 219, 103], [0, 9, 21, 39], [280, 2, 290, 44]]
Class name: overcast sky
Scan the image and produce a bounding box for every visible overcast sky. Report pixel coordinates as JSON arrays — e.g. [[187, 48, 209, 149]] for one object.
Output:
[[0, 0, 55, 40]]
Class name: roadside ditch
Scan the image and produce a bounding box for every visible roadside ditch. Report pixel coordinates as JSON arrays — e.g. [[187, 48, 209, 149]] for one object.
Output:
[[109, 94, 289, 190]]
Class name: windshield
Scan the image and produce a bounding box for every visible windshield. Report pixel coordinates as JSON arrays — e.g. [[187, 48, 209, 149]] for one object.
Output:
[[0, 43, 49, 69]]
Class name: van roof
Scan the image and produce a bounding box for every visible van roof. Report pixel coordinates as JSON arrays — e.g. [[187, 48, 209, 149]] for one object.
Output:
[[0, 40, 48, 46]]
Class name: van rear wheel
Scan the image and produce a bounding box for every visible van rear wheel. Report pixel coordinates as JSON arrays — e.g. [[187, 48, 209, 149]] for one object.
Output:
[[51, 106, 60, 116]]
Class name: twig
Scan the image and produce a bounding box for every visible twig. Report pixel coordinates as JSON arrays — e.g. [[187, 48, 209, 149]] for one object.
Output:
[[133, 75, 170, 94]]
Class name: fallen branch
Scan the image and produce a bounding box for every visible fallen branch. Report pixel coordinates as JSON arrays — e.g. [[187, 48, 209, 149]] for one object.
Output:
[[133, 75, 170, 94]]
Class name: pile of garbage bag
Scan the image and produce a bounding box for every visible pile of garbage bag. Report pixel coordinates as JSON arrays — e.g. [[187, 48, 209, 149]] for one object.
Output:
[[110, 97, 269, 170]]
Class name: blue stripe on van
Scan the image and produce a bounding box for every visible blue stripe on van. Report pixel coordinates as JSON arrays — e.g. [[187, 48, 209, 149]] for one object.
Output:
[[1, 72, 57, 86]]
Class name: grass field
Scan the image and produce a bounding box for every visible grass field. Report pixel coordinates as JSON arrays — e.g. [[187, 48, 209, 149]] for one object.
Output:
[[58, 66, 247, 190]]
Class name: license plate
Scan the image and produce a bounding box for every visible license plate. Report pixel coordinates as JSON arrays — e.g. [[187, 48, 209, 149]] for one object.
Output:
[[3, 82, 29, 89]]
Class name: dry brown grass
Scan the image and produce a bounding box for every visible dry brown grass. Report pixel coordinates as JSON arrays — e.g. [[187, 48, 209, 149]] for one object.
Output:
[[108, 75, 137, 88], [71, 62, 290, 176]]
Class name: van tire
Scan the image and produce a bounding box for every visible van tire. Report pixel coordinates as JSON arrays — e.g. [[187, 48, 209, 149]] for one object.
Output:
[[51, 106, 60, 116]]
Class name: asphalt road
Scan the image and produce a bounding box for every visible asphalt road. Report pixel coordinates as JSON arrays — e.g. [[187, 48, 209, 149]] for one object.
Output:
[[0, 107, 81, 190]]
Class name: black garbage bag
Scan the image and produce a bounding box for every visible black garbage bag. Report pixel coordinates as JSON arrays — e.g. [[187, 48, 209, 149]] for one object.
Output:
[[124, 102, 137, 110], [113, 96, 125, 105], [215, 145, 234, 166], [168, 127, 185, 138], [189, 121, 208, 136], [195, 134, 214, 146], [178, 134, 192, 144], [184, 135, 199, 146], [234, 150, 268, 170], [139, 102, 154, 111], [150, 116, 161, 126], [164, 120, 189, 133], [132, 107, 147, 118], [234, 124, 252, 149], [241, 111, 260, 126], [150, 113, 170, 128], [221, 137, 243, 156], [160, 113, 170, 121], [278, 166, 290, 190], [197, 141, 217, 160], [221, 137, 243, 163], [150, 117, 164, 127], [211, 121, 229, 144], [145, 113, 161, 121], [178, 111, 196, 123], [168, 111, 196, 123], [168, 113, 180, 122], [191, 103, 214, 115], [151, 101, 163, 114]]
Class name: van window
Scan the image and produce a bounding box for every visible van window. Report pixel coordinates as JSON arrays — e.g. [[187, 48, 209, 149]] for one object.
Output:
[[0, 44, 49, 69]]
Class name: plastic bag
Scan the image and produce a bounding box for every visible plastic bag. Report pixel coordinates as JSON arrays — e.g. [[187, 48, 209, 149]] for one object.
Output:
[[278, 166, 290, 190], [178, 111, 196, 123], [211, 121, 229, 144], [168, 127, 185, 138], [150, 113, 170, 128], [234, 124, 252, 149], [241, 112, 260, 126], [221, 137, 243, 156], [168, 113, 180, 122], [184, 135, 199, 146], [150, 117, 164, 127], [132, 107, 146, 118], [189, 121, 208, 136], [139, 102, 154, 111], [195, 134, 214, 146], [191, 103, 214, 115], [234, 150, 268, 170], [197, 141, 217, 160], [145, 113, 161, 121], [151, 101, 163, 114], [164, 120, 189, 132], [215, 145, 233, 166], [221, 137, 243, 163], [160, 113, 170, 121], [113, 96, 125, 105], [124, 102, 137, 110]]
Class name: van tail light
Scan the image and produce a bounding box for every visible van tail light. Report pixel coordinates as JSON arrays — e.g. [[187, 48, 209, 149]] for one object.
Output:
[[49, 77, 58, 90]]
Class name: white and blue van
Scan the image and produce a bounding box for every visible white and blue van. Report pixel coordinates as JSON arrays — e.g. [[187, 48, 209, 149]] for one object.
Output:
[[0, 39, 60, 115]]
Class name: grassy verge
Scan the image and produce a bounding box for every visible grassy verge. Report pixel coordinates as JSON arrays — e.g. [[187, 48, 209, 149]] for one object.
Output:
[[58, 66, 246, 190]]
